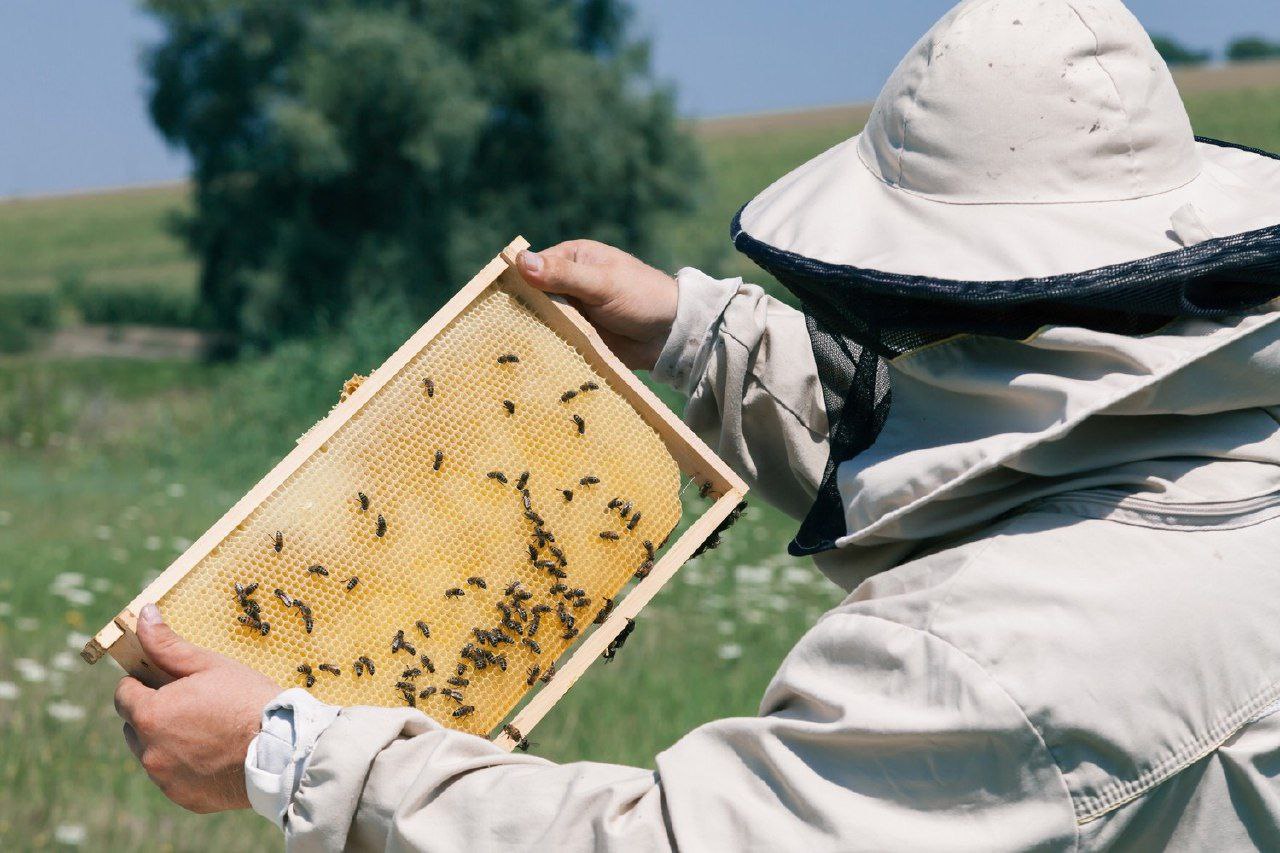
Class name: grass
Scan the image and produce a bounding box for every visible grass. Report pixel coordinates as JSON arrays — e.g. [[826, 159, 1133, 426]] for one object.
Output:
[[1, 84, 1278, 849]]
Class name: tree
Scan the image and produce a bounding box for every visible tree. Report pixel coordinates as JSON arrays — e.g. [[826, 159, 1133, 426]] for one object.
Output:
[[143, 0, 700, 349], [1226, 35, 1280, 62], [1150, 35, 1211, 66]]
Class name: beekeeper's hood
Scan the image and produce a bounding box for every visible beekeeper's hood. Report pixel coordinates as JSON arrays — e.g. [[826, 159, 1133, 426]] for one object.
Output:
[[731, 0, 1280, 558]]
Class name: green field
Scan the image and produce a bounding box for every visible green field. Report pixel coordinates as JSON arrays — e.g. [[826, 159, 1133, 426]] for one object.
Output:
[[2, 84, 1279, 850]]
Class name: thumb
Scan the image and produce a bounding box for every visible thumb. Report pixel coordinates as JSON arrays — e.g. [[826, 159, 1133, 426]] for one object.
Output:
[[136, 603, 216, 680], [517, 250, 612, 306]]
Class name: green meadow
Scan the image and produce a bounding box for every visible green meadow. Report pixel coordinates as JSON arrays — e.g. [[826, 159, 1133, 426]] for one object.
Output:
[[1, 84, 1278, 849]]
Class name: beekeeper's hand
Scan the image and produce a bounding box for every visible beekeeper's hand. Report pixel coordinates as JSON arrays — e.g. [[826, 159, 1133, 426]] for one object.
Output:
[[114, 603, 280, 813], [517, 241, 677, 371]]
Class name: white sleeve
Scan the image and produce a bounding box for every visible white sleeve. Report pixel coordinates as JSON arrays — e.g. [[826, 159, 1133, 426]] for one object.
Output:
[[244, 688, 341, 830]]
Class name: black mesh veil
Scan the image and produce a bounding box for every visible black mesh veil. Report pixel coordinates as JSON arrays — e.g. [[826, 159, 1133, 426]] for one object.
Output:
[[731, 138, 1280, 556]]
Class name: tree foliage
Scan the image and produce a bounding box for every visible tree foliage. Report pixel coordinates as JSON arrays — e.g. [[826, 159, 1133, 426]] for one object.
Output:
[[1226, 35, 1280, 62], [143, 0, 700, 348], [1150, 34, 1211, 67]]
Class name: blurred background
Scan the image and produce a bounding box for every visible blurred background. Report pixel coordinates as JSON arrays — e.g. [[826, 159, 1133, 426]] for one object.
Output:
[[0, 1, 1276, 849]]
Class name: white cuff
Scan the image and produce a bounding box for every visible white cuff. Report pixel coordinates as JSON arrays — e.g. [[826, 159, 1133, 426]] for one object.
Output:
[[244, 688, 342, 831], [651, 268, 740, 395]]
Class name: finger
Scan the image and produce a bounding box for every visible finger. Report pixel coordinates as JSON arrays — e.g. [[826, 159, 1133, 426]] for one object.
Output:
[[114, 675, 154, 726], [122, 722, 144, 761], [135, 603, 217, 680], [516, 250, 612, 306]]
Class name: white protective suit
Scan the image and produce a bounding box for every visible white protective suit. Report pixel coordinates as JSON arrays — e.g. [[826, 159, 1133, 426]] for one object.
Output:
[[251, 268, 1280, 851]]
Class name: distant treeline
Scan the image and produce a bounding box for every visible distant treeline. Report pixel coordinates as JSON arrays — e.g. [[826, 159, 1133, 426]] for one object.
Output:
[[1153, 34, 1280, 66]]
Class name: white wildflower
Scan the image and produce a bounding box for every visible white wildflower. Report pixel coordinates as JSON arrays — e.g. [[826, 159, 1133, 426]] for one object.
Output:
[[166, 483, 186, 499], [54, 824, 87, 846], [782, 566, 815, 585], [47, 702, 87, 723], [15, 658, 49, 682], [717, 619, 736, 635], [0, 510, 11, 526], [57, 588, 94, 606], [734, 565, 773, 585], [51, 652, 78, 672], [144, 536, 161, 551], [66, 631, 92, 650], [0, 601, 11, 617], [110, 548, 129, 563], [0, 681, 19, 700], [16, 617, 39, 631], [92, 577, 112, 592], [171, 537, 191, 552], [52, 572, 85, 589], [94, 525, 113, 541], [717, 643, 743, 661], [123, 505, 142, 521]]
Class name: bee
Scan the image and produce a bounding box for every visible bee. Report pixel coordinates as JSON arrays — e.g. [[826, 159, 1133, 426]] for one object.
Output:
[[524, 510, 544, 526], [376, 514, 387, 537], [549, 583, 568, 595], [497, 601, 513, 619], [504, 580, 522, 596], [512, 601, 528, 621], [573, 597, 592, 609], [353, 660, 364, 677], [531, 603, 551, 614], [456, 663, 467, 676], [635, 560, 654, 579], [391, 630, 407, 654], [415, 620, 431, 639], [627, 512, 642, 531], [533, 527, 554, 547], [620, 501, 633, 519], [522, 491, 533, 512], [268, 531, 284, 553], [643, 540, 655, 560], [527, 544, 539, 564], [502, 723, 528, 748], [487, 471, 508, 484], [561, 626, 579, 640], [357, 491, 370, 511], [497, 354, 520, 364], [453, 705, 475, 718], [307, 564, 329, 577], [493, 629, 515, 645], [699, 481, 714, 499], [526, 665, 541, 686], [594, 597, 615, 624], [579, 475, 599, 486], [441, 688, 465, 702], [573, 414, 585, 434], [473, 627, 493, 645], [523, 638, 542, 654], [274, 588, 293, 608], [548, 545, 567, 566], [556, 601, 570, 623], [534, 559, 556, 570], [259, 621, 271, 636], [562, 489, 574, 501], [503, 399, 516, 415], [358, 656, 376, 675], [234, 581, 257, 597], [599, 531, 620, 541], [401, 666, 422, 679], [514, 589, 534, 602], [527, 613, 542, 637], [398, 686, 417, 708], [420, 655, 435, 673], [493, 653, 508, 672], [541, 662, 556, 683], [447, 676, 470, 687], [433, 450, 444, 471], [515, 471, 529, 490], [346, 576, 359, 591], [297, 602, 314, 634], [418, 686, 438, 699], [606, 498, 624, 512], [315, 664, 339, 676], [602, 618, 636, 662], [297, 664, 316, 689], [466, 576, 487, 589], [445, 587, 465, 598], [567, 587, 586, 599], [422, 377, 435, 397], [560, 389, 578, 403], [580, 381, 599, 392]]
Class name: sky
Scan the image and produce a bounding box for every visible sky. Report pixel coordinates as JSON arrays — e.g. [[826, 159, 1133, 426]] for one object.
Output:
[[0, 1, 1275, 197]]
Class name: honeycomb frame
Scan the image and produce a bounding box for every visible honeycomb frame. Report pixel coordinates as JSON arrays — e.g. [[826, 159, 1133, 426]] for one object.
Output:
[[84, 237, 749, 750]]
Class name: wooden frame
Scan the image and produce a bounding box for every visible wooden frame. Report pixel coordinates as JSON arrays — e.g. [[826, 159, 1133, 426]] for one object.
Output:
[[83, 237, 748, 750]]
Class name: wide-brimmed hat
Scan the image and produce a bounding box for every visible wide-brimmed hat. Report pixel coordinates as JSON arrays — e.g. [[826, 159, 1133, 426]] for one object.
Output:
[[731, 0, 1280, 557], [733, 0, 1280, 284]]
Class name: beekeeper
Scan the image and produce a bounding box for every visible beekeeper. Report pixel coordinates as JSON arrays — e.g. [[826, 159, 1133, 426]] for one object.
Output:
[[114, 0, 1280, 848]]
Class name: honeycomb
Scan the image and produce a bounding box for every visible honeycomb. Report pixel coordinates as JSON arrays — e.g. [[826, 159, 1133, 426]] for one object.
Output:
[[156, 281, 681, 736]]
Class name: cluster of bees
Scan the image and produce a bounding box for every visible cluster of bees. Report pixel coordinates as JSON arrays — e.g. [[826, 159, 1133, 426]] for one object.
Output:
[[228, 356, 665, 735]]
